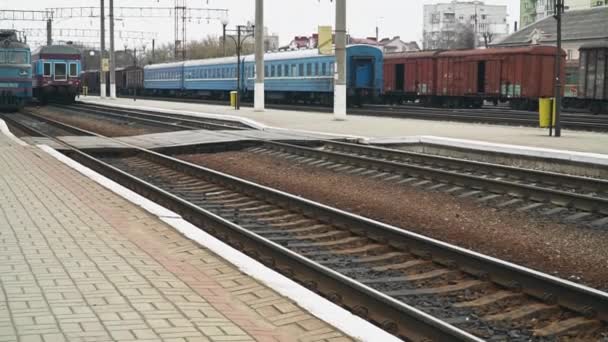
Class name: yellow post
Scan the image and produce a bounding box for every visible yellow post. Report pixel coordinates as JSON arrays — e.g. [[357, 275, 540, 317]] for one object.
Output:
[[538, 98, 555, 128], [230, 91, 237, 109]]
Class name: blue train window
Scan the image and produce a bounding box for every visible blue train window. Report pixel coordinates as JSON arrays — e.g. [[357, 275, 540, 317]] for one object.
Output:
[[69, 63, 78, 77], [283, 65, 289, 77], [277, 65, 282, 77], [291, 64, 297, 77], [271, 65, 276, 77], [265, 66, 269, 77], [322, 63, 327, 76], [330, 62, 335, 75], [298, 64, 304, 77], [43, 62, 51, 76], [315, 63, 319, 76], [306, 63, 312, 76]]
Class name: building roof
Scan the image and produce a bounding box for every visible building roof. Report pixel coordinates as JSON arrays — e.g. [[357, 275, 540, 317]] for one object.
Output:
[[493, 7, 608, 46]]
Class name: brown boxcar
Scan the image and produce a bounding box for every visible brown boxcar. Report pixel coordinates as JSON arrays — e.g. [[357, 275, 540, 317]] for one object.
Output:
[[435, 46, 563, 109], [384, 51, 440, 104], [383, 45, 564, 110], [577, 42, 608, 114]]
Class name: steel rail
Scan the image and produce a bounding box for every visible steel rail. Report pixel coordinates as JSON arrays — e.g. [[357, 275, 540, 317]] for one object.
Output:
[[77, 96, 608, 131], [252, 140, 608, 214], [70, 103, 252, 130]]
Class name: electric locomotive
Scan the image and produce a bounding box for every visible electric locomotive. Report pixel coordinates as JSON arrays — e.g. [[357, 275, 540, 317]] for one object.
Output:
[[0, 30, 32, 110], [32, 44, 81, 103]]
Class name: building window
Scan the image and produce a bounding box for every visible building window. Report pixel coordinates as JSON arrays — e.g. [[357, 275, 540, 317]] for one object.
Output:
[[567, 49, 573, 60], [43, 62, 51, 76]]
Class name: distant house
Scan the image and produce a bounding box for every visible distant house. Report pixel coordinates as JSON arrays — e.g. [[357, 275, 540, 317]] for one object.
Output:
[[492, 7, 608, 60], [379, 36, 420, 53], [282, 34, 420, 53]]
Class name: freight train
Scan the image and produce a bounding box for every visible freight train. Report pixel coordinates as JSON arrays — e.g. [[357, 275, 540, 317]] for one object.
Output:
[[81, 43, 608, 114], [31, 44, 81, 103], [0, 30, 32, 111]]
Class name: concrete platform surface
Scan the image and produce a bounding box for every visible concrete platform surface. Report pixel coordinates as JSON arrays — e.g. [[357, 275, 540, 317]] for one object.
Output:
[[80, 96, 608, 155], [0, 133, 358, 341]]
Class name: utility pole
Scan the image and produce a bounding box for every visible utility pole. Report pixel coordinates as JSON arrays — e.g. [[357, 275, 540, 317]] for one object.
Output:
[[254, 0, 265, 111], [473, 2, 478, 48], [109, 0, 116, 99], [553, 0, 563, 137], [334, 0, 347, 120], [100, 0, 106, 98], [46, 18, 52, 45]]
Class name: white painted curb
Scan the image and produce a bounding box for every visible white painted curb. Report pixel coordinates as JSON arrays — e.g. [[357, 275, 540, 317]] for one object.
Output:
[[0, 119, 28, 146], [365, 135, 608, 167]]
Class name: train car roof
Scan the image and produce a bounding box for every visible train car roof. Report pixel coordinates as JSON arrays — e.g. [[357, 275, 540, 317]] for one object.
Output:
[[145, 61, 185, 70], [146, 45, 381, 70], [33, 44, 80, 55], [437, 45, 563, 57], [384, 50, 441, 60], [579, 41, 608, 50]]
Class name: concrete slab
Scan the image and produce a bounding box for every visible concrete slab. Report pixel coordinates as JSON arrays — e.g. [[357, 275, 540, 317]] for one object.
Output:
[[79, 96, 608, 156]]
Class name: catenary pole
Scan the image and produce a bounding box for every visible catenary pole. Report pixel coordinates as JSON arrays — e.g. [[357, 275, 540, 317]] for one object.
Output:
[[334, 0, 347, 120], [554, 0, 563, 137], [254, 0, 265, 111], [109, 0, 116, 99], [100, 0, 106, 98]]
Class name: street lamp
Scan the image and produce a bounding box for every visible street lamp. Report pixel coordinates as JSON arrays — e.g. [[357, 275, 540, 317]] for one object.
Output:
[[223, 24, 255, 110], [221, 17, 229, 57]]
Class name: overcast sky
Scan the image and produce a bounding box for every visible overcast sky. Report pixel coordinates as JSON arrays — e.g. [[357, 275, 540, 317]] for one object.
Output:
[[2, 0, 520, 49]]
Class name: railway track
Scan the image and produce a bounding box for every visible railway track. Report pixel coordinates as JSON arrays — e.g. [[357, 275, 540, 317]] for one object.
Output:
[[103, 94, 608, 132], [60, 102, 252, 130], [238, 140, 608, 227], [34, 104, 608, 228], [7, 107, 608, 340]]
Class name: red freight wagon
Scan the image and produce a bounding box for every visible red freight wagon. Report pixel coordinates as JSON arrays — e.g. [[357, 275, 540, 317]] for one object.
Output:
[[384, 51, 440, 104], [435, 46, 563, 109]]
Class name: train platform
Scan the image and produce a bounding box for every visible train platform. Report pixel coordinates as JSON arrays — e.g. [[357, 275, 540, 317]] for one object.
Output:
[[78, 96, 608, 156], [0, 124, 396, 342]]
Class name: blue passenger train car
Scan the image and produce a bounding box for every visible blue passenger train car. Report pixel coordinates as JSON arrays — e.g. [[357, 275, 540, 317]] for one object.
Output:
[[32, 44, 81, 103], [0, 30, 32, 110], [143, 45, 383, 105]]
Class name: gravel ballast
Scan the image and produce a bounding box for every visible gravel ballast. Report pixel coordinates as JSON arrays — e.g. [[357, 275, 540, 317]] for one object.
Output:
[[179, 150, 608, 290], [33, 107, 170, 137]]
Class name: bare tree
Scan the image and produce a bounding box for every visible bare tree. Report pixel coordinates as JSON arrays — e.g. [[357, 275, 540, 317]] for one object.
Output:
[[424, 23, 475, 50], [453, 23, 475, 49], [482, 30, 494, 48], [137, 35, 256, 65]]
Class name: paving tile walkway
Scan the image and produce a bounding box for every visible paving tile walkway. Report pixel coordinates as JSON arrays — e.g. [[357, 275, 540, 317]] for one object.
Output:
[[0, 133, 353, 342]]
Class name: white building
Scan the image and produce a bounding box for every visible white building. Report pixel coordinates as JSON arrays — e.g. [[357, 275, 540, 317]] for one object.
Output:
[[423, 0, 509, 50], [520, 0, 606, 27]]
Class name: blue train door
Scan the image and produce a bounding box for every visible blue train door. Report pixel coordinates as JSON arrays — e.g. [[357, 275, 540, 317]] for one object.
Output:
[[352, 57, 375, 89]]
